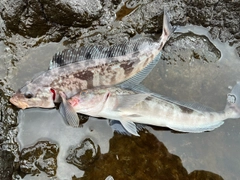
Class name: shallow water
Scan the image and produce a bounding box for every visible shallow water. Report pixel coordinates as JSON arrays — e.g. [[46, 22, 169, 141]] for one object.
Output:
[[17, 109, 113, 179], [8, 25, 240, 180]]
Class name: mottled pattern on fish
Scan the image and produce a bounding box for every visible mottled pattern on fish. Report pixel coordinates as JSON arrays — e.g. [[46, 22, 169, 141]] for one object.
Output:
[[10, 11, 173, 109], [67, 85, 240, 134], [49, 38, 155, 69], [47, 39, 159, 100]]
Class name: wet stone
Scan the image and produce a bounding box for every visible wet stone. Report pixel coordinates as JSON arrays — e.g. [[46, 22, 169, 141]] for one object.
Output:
[[66, 138, 100, 170], [1, 0, 103, 37], [236, 46, 240, 58], [121, 1, 164, 34], [189, 170, 224, 180], [40, 0, 103, 27], [162, 32, 221, 65], [0, 82, 18, 179], [185, 0, 240, 43], [0, 150, 15, 180], [19, 141, 59, 177]]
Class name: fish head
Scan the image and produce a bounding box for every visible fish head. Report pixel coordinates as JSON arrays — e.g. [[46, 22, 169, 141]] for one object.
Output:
[[68, 89, 110, 115], [10, 82, 55, 109]]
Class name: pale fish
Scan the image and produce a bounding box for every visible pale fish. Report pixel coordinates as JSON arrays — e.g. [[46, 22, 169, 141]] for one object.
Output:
[[10, 10, 174, 109], [59, 83, 240, 136]]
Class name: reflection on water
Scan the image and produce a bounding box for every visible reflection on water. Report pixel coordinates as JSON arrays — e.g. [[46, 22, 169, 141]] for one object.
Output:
[[17, 109, 113, 179], [13, 25, 240, 180], [17, 109, 224, 180]]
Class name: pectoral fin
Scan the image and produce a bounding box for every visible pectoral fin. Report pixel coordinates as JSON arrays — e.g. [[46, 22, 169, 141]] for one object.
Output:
[[118, 52, 162, 88], [109, 120, 145, 136], [59, 92, 80, 127], [119, 119, 139, 136]]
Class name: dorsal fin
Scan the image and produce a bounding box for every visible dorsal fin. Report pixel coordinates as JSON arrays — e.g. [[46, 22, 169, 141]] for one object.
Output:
[[127, 84, 215, 112], [118, 52, 161, 88], [48, 37, 154, 70]]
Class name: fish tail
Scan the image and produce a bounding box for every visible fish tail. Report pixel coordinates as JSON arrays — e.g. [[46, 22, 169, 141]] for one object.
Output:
[[160, 10, 174, 42], [225, 82, 240, 118]]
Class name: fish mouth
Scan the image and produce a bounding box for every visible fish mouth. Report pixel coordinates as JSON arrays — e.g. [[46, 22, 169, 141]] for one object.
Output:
[[9, 97, 29, 109]]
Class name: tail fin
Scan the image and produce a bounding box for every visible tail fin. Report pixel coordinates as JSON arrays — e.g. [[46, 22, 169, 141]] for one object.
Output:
[[158, 10, 175, 50], [225, 82, 240, 118], [161, 10, 175, 41]]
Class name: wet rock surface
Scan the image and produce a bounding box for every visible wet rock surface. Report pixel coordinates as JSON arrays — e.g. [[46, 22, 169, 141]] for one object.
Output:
[[185, 0, 240, 43], [66, 138, 100, 170], [0, 0, 103, 37], [162, 32, 221, 65], [0, 0, 240, 179], [19, 141, 59, 177], [0, 81, 18, 180], [189, 170, 224, 180], [0, 150, 15, 180]]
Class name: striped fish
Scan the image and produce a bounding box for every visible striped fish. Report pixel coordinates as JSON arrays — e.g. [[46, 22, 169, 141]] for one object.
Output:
[[10, 10, 173, 109]]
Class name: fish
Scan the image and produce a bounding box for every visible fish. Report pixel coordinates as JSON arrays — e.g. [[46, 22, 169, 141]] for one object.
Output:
[[10, 10, 174, 109], [59, 83, 240, 135]]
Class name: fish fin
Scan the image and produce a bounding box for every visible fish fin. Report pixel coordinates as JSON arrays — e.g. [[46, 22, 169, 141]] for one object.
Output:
[[119, 120, 139, 136], [169, 121, 224, 133], [127, 84, 214, 112], [49, 37, 154, 69], [31, 71, 45, 80], [109, 120, 132, 136], [118, 52, 162, 88], [105, 175, 114, 180], [115, 94, 149, 111], [162, 9, 174, 39], [59, 92, 79, 127], [124, 83, 151, 93], [179, 102, 215, 112], [109, 120, 144, 136]]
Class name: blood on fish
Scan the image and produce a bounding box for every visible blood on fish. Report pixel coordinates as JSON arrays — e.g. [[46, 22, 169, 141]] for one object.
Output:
[[69, 97, 79, 107], [50, 88, 56, 101]]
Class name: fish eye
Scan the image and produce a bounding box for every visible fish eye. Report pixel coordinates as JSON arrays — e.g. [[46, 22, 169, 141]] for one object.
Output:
[[24, 92, 33, 99]]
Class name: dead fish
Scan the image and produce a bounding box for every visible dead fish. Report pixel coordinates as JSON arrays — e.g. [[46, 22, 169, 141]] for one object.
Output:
[[59, 83, 240, 135], [10, 10, 173, 109]]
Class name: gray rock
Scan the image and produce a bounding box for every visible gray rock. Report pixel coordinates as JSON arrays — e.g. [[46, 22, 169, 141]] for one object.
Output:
[[1, 0, 103, 37], [0, 151, 15, 180], [19, 141, 59, 177], [66, 138, 100, 170]]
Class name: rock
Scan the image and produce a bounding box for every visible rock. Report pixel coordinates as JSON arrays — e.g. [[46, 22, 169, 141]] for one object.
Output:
[[185, 0, 240, 43], [162, 32, 221, 65], [1, 0, 103, 37], [189, 170, 224, 180], [19, 141, 59, 177], [66, 138, 100, 170], [0, 0, 26, 33], [40, 0, 103, 27], [0, 151, 15, 180], [0, 81, 18, 180]]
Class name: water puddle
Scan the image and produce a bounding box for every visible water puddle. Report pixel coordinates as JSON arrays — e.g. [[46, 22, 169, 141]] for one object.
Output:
[[17, 108, 113, 179], [12, 25, 240, 179]]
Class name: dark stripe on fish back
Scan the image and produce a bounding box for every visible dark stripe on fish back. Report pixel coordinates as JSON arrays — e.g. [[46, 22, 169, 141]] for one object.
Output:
[[179, 105, 194, 114], [49, 37, 154, 70]]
